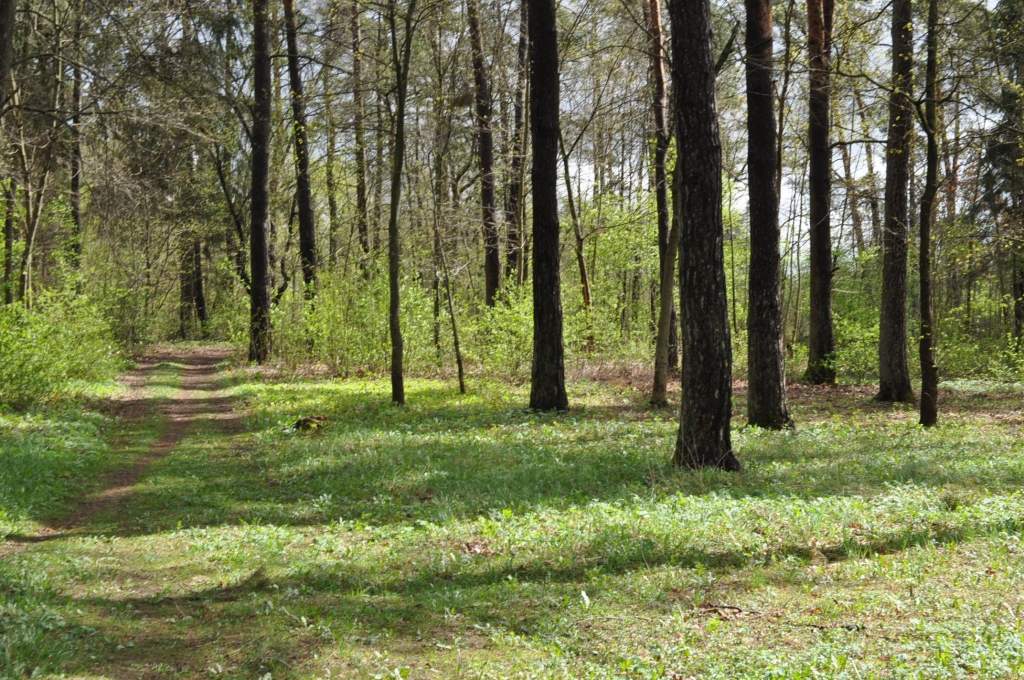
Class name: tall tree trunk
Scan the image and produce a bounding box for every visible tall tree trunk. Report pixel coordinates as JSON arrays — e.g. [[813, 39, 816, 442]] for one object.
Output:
[[877, 0, 914, 402], [324, 78, 340, 265], [194, 240, 207, 329], [3, 179, 13, 304], [467, 0, 500, 305], [804, 0, 835, 385], [745, 0, 792, 429], [652, 165, 680, 407], [775, 0, 795, 192], [527, 0, 568, 411], [283, 0, 318, 294], [0, 0, 15, 108], [385, 0, 418, 406], [648, 0, 679, 407], [351, 0, 371, 267], [69, 0, 83, 269], [505, 0, 528, 285], [668, 0, 740, 470], [919, 0, 939, 426], [249, 0, 273, 363], [179, 233, 196, 338]]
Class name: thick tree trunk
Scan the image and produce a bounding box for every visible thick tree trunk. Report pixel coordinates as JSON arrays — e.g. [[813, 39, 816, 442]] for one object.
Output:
[[351, 1, 371, 267], [648, 0, 679, 407], [386, 0, 418, 405], [249, 0, 273, 363], [668, 0, 739, 470], [745, 0, 792, 429], [804, 0, 835, 385], [283, 0, 318, 294], [505, 1, 528, 285], [919, 0, 939, 426], [467, 0, 501, 305], [527, 0, 568, 411], [878, 0, 914, 403], [0, 0, 15, 108]]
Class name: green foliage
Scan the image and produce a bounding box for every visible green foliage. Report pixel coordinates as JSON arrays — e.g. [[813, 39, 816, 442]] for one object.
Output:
[[832, 313, 880, 382], [0, 294, 122, 407], [464, 284, 534, 378], [276, 270, 439, 376]]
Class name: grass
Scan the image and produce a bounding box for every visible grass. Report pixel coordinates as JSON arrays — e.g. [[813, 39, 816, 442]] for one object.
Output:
[[3, 354, 1024, 678]]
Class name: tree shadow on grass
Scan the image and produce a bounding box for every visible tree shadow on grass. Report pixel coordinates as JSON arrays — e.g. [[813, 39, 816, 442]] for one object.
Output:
[[57, 371, 1024, 540], [41, 507, 1024, 678]]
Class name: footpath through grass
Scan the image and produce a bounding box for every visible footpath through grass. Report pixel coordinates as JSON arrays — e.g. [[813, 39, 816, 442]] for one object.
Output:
[[2, 350, 1024, 678]]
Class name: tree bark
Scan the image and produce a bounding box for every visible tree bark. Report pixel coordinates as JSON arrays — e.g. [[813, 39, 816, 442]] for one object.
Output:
[[351, 0, 371, 267], [652, 164, 680, 407], [527, 0, 568, 411], [505, 0, 528, 285], [668, 0, 739, 470], [745, 0, 792, 429], [918, 0, 938, 426], [283, 0, 318, 294], [69, 0, 83, 270], [324, 77, 340, 265], [878, 0, 914, 402], [386, 0, 418, 405], [249, 0, 273, 363], [0, 0, 15, 108], [648, 0, 679, 407], [179, 234, 196, 338], [467, 0, 501, 305], [804, 0, 835, 385]]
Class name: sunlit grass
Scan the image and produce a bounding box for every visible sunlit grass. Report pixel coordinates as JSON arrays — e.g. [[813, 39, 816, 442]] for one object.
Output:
[[2, 363, 1024, 677]]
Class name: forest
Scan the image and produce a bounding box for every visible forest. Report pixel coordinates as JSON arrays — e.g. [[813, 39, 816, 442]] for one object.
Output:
[[2, 0, 1024, 676]]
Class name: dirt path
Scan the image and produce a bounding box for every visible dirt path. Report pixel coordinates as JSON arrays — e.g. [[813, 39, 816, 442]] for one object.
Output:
[[2, 346, 238, 553]]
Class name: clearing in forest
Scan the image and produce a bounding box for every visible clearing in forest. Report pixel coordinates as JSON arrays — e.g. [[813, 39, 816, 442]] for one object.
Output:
[[2, 345, 1024, 678]]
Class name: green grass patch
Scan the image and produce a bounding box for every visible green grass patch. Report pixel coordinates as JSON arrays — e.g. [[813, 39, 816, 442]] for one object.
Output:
[[4, 362, 1024, 677]]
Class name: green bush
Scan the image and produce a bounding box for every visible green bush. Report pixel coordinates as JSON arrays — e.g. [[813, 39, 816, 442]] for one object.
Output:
[[289, 271, 439, 376], [832, 313, 880, 382], [0, 294, 121, 408], [464, 285, 533, 379]]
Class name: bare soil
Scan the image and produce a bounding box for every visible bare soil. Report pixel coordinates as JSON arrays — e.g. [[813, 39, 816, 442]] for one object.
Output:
[[2, 346, 239, 553]]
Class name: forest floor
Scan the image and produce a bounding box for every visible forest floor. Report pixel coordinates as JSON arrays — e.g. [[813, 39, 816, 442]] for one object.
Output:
[[2, 345, 1024, 678]]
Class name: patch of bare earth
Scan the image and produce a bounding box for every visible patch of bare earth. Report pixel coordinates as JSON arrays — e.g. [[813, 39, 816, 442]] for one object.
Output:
[[1, 346, 241, 556]]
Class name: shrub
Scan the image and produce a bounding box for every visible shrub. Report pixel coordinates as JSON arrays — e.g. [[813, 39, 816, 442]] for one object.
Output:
[[294, 271, 439, 376], [0, 293, 121, 408], [832, 313, 879, 382]]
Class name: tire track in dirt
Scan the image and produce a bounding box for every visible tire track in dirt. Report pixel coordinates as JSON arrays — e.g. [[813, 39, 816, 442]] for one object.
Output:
[[1, 346, 240, 556]]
